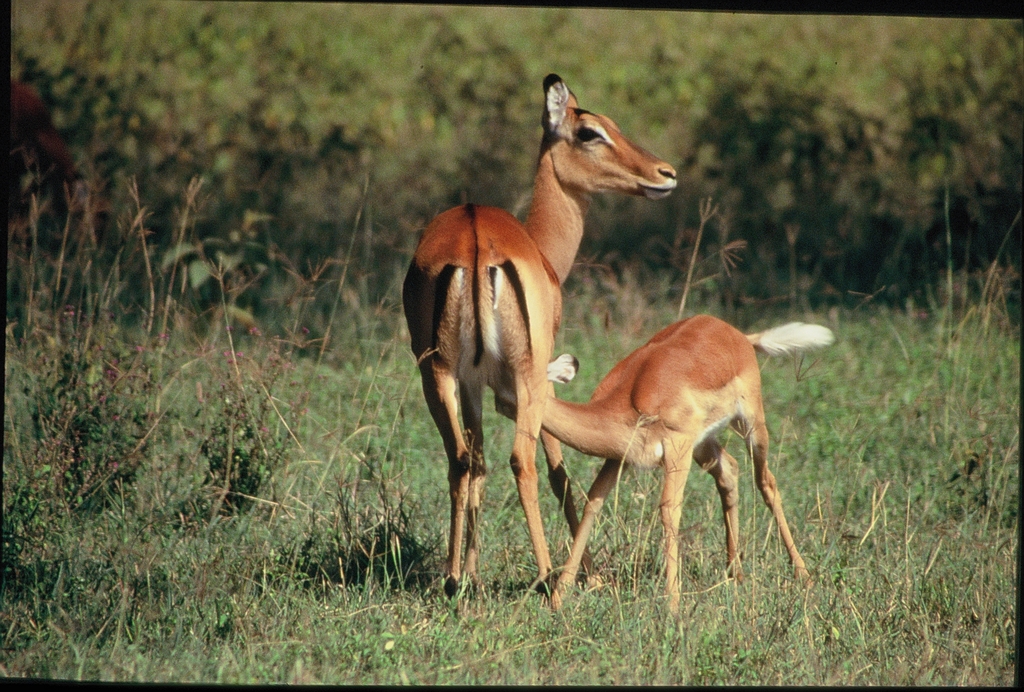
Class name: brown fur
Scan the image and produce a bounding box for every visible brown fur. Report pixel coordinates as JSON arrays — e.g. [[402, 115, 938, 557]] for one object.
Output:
[[543, 315, 831, 612], [402, 74, 676, 596]]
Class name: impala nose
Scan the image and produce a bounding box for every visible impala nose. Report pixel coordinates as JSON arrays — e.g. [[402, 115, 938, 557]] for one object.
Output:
[[642, 166, 677, 199]]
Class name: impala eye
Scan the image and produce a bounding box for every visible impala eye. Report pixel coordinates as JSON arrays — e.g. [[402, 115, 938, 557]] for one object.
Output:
[[576, 127, 604, 143]]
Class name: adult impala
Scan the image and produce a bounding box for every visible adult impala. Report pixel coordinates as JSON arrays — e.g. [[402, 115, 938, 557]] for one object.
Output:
[[403, 74, 677, 597], [10, 80, 107, 246], [541, 315, 834, 612]]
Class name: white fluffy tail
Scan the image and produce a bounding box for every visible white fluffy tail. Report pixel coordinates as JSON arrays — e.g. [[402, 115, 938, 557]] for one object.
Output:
[[748, 322, 835, 357], [547, 353, 579, 384]]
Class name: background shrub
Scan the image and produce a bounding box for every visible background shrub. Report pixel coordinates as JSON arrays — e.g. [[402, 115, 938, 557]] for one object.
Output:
[[10, 3, 1020, 332]]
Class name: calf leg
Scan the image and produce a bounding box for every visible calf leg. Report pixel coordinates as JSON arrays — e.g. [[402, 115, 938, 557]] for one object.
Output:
[[695, 439, 743, 580], [659, 441, 695, 614], [551, 457, 621, 609], [541, 427, 593, 581], [748, 421, 809, 581]]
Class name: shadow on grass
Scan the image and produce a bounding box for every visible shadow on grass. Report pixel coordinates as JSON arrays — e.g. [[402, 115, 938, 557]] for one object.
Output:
[[285, 481, 442, 595]]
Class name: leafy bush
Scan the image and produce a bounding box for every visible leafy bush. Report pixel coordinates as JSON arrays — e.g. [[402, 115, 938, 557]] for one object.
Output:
[[645, 18, 1022, 305], [3, 310, 156, 590], [197, 335, 302, 516], [24, 309, 155, 510], [12, 4, 1020, 319], [290, 477, 436, 593]]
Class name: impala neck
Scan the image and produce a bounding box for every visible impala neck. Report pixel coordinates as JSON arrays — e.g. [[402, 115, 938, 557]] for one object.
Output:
[[524, 147, 591, 286], [543, 397, 629, 462]]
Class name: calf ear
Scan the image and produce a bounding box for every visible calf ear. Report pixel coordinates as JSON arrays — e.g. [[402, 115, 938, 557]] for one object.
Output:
[[547, 353, 579, 384], [542, 74, 574, 138]]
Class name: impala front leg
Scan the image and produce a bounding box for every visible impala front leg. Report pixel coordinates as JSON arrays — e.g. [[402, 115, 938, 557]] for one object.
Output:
[[541, 429, 592, 577], [659, 441, 694, 614], [551, 457, 621, 609]]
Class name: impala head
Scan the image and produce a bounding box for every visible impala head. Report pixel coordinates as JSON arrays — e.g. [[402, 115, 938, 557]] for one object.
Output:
[[541, 74, 677, 201]]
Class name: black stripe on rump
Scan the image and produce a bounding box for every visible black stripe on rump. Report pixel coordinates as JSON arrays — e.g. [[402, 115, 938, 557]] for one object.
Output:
[[498, 259, 533, 360], [431, 264, 457, 352], [466, 204, 487, 367]]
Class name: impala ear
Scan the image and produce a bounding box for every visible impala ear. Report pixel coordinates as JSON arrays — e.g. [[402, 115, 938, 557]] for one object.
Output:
[[542, 74, 574, 136]]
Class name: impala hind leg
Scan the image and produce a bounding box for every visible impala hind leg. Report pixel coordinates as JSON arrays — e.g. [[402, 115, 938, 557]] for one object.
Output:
[[459, 380, 487, 586], [748, 421, 809, 582], [695, 439, 743, 581], [510, 375, 554, 595], [418, 361, 474, 597]]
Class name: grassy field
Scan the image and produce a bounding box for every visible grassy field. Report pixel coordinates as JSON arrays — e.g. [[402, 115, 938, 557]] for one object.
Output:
[[2, 252, 1018, 684], [6, 5, 1020, 683]]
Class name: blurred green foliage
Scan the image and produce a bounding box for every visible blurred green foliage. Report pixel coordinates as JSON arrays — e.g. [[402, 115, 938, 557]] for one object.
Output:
[[10, 2, 1022, 311]]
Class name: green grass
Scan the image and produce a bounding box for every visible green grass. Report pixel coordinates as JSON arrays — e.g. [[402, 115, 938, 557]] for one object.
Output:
[[3, 259, 1018, 684], [7, 7, 1019, 679]]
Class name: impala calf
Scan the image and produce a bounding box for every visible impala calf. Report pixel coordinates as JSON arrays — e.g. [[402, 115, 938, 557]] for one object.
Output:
[[542, 315, 834, 612], [402, 74, 676, 598]]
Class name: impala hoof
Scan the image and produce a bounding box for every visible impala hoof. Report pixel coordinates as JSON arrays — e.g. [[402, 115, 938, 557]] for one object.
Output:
[[444, 575, 460, 598], [724, 559, 744, 583]]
